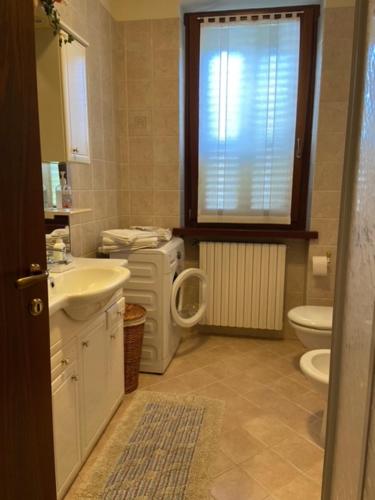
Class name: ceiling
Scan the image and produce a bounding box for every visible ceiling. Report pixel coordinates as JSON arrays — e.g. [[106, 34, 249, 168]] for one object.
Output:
[[100, 0, 321, 20], [180, 0, 320, 12]]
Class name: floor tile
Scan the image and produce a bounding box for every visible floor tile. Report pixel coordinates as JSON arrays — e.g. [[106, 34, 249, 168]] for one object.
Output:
[[142, 377, 190, 394], [209, 450, 235, 478], [266, 397, 317, 435], [267, 355, 299, 375], [160, 356, 196, 379], [68, 334, 324, 498], [244, 386, 289, 410], [222, 373, 263, 395], [306, 460, 324, 485], [272, 474, 322, 500], [219, 428, 266, 464], [202, 360, 243, 380], [272, 434, 324, 472], [137, 373, 161, 388], [287, 390, 326, 416], [286, 370, 311, 388], [241, 449, 302, 493], [244, 365, 282, 385], [176, 367, 218, 391], [221, 395, 265, 433], [211, 467, 269, 500], [266, 339, 305, 356], [193, 381, 239, 402], [242, 414, 296, 447], [268, 376, 310, 400]]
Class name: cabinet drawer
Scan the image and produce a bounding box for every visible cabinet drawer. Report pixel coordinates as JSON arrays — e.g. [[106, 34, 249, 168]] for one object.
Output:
[[51, 341, 77, 384]]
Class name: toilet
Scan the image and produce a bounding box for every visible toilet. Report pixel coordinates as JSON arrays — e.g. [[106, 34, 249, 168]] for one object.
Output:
[[288, 305, 333, 349], [300, 349, 330, 444]]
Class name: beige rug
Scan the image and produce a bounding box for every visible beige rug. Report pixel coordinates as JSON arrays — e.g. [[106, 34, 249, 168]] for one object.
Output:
[[68, 391, 224, 499]]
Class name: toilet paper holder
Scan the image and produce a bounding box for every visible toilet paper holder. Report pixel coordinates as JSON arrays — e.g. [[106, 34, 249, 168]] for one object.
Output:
[[326, 251, 332, 265]]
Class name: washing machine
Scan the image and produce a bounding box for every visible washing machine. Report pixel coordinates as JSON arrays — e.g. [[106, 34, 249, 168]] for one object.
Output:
[[110, 237, 207, 374]]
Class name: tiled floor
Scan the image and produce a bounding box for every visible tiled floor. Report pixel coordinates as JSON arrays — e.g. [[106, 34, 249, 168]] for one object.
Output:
[[69, 334, 325, 500]]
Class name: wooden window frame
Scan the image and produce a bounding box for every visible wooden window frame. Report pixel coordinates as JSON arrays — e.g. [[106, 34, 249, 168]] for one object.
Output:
[[184, 5, 320, 231]]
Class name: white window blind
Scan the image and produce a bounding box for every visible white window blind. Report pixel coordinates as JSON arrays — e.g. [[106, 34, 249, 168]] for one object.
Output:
[[198, 15, 300, 224]]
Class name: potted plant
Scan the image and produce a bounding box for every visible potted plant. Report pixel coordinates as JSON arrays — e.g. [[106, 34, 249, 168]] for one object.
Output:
[[35, 0, 74, 45]]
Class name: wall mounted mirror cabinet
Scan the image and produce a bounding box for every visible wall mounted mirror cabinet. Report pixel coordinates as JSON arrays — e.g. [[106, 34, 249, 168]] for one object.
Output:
[[35, 27, 90, 164]]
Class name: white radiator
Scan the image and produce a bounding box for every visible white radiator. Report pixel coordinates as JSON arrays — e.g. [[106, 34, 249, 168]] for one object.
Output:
[[200, 242, 286, 330]]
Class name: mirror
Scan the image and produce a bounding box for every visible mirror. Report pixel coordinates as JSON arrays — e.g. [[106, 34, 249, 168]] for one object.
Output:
[[44, 214, 71, 263]]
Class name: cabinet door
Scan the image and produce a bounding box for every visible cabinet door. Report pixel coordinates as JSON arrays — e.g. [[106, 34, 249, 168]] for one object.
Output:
[[80, 322, 108, 455], [52, 363, 80, 499], [61, 37, 90, 163], [108, 323, 125, 411]]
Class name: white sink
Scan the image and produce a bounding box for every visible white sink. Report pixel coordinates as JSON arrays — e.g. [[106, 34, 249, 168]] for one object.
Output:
[[49, 259, 130, 320]]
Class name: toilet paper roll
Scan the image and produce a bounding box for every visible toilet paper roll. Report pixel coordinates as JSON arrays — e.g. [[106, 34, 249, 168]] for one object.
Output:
[[312, 256, 329, 276]]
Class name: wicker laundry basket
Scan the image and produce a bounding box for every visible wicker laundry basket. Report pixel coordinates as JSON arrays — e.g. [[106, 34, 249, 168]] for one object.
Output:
[[123, 304, 146, 393]]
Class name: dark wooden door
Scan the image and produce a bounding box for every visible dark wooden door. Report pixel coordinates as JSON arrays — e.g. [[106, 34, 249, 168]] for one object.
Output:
[[0, 1, 56, 498]]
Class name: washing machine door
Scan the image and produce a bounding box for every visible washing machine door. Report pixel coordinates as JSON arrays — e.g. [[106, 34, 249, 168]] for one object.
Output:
[[170, 268, 208, 328]]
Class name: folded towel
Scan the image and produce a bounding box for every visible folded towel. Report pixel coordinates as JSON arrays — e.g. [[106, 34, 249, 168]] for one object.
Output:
[[99, 227, 171, 254], [99, 238, 159, 254], [130, 226, 172, 241], [51, 227, 70, 238], [102, 229, 158, 245]]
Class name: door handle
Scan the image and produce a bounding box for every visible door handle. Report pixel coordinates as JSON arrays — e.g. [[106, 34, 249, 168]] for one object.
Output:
[[16, 264, 49, 290]]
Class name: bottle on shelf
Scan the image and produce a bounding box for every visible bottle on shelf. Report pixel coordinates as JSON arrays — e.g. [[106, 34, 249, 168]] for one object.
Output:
[[62, 176, 73, 209]]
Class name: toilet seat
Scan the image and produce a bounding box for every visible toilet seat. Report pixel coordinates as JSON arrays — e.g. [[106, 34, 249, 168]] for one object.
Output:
[[288, 306, 333, 331]]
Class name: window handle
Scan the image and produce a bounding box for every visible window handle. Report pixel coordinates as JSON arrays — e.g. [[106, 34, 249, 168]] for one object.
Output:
[[296, 137, 303, 159]]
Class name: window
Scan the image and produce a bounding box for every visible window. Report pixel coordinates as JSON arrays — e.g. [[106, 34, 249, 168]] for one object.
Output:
[[184, 6, 319, 230]]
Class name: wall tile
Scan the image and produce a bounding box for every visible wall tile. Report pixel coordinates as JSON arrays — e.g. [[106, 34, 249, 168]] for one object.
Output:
[[320, 67, 351, 102], [106, 190, 118, 217], [313, 161, 344, 191], [128, 109, 152, 136], [154, 164, 179, 190], [93, 191, 108, 220], [153, 136, 179, 164], [128, 80, 153, 109], [119, 191, 130, 216], [105, 161, 118, 190], [152, 79, 179, 108], [92, 160, 105, 190], [311, 191, 341, 219], [130, 191, 154, 215], [153, 50, 179, 79], [126, 50, 152, 80], [152, 19, 180, 50], [324, 7, 355, 39], [129, 137, 153, 164], [154, 215, 180, 227], [124, 20, 152, 51], [152, 109, 179, 136], [129, 164, 154, 190], [310, 218, 340, 246], [154, 191, 179, 215], [315, 129, 346, 164], [322, 36, 354, 73]]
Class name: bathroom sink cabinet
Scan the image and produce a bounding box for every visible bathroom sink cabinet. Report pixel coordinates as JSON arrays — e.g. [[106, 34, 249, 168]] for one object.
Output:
[[35, 28, 90, 164], [50, 291, 125, 499]]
